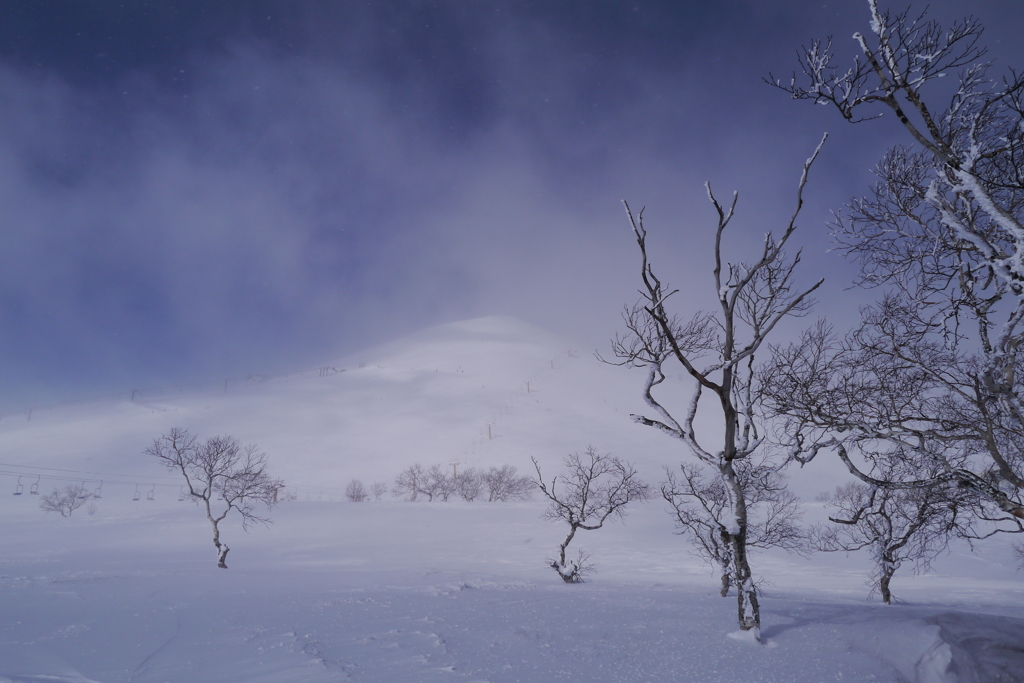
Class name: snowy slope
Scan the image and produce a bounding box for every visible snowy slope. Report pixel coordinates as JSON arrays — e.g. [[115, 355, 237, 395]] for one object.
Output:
[[1, 316, 677, 495], [1, 316, 1023, 682]]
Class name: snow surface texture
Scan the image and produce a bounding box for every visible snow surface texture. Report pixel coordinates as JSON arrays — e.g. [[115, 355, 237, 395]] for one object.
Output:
[[1, 317, 1023, 682]]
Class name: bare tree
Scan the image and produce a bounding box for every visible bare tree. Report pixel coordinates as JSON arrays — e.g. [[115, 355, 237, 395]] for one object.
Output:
[[425, 464, 457, 501], [813, 466, 965, 604], [39, 485, 92, 517], [532, 447, 650, 583], [483, 465, 535, 502], [768, 316, 1024, 539], [392, 464, 425, 501], [611, 138, 825, 635], [455, 467, 484, 501], [146, 428, 283, 569], [345, 479, 368, 502], [370, 482, 388, 501], [662, 456, 805, 598], [768, 1, 1024, 531]]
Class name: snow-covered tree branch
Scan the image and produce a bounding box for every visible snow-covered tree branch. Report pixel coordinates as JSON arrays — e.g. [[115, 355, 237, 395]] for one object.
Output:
[[766, 1, 1024, 539], [614, 136, 825, 637], [662, 457, 805, 598]]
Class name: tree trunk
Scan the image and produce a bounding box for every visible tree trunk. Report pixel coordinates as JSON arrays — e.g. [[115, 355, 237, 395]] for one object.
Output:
[[558, 524, 578, 566], [731, 535, 760, 631], [552, 560, 579, 583], [209, 516, 229, 569], [723, 461, 760, 633], [718, 528, 733, 597], [879, 563, 895, 605], [216, 542, 230, 569], [553, 524, 580, 582]]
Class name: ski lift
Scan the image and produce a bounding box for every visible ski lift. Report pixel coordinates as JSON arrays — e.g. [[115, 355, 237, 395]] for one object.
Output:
[[29, 475, 40, 495], [92, 481, 103, 499], [147, 484, 155, 501], [13, 476, 23, 495], [77, 482, 89, 499], [132, 484, 141, 501], [177, 486, 186, 502]]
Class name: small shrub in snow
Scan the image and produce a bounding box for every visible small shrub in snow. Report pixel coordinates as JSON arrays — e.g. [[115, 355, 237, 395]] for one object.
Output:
[[558, 548, 595, 583], [40, 485, 91, 517]]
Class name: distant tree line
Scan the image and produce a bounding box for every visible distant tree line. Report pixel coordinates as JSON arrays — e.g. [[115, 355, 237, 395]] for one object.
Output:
[[343, 464, 535, 503]]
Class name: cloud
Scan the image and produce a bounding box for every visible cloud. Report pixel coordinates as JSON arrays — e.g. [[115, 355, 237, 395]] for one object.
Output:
[[3, 0, 1017, 411], [0, 48, 467, 404]]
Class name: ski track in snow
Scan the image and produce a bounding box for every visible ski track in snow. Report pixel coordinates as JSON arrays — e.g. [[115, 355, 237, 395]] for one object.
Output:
[[0, 317, 1022, 683]]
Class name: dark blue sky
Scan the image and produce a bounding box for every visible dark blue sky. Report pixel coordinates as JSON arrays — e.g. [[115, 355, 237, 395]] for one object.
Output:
[[1, 0, 1022, 412]]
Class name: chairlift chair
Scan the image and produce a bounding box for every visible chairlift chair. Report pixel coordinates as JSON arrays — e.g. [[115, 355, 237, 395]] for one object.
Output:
[[132, 484, 141, 501], [92, 481, 102, 499], [178, 486, 186, 502], [29, 475, 40, 495], [13, 476, 23, 495], [147, 484, 155, 501], [77, 482, 89, 499]]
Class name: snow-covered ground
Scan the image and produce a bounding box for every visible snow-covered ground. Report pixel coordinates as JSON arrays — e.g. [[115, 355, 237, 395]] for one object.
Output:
[[1, 317, 1022, 682]]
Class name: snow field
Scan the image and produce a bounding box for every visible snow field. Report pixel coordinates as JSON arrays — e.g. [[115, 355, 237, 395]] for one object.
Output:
[[1, 317, 1023, 682]]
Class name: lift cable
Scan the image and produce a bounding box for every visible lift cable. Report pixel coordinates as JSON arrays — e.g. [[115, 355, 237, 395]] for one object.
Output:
[[0, 461, 180, 482]]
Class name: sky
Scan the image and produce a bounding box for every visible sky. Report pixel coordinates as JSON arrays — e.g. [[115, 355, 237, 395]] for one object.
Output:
[[1, 0, 1023, 413]]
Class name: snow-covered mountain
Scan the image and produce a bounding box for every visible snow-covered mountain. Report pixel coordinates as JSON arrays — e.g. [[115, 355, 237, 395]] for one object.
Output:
[[0, 316, 678, 498], [1, 317, 1022, 682]]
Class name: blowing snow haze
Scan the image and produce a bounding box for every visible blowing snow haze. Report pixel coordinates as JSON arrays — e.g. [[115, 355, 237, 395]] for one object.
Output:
[[1, 0, 1023, 412]]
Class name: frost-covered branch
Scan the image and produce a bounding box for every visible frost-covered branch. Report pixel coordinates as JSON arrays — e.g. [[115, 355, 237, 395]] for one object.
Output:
[[769, 3, 1024, 535], [662, 459, 805, 598], [615, 137, 826, 636]]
